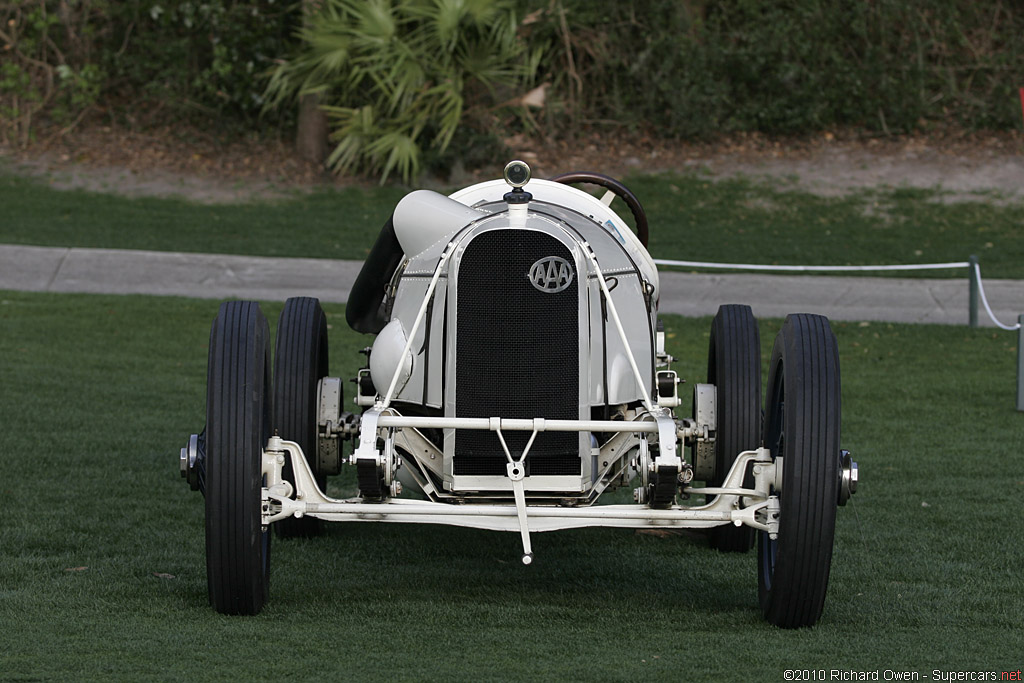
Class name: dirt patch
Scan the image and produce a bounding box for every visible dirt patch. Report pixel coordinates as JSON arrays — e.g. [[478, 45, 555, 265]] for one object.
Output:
[[515, 129, 1024, 204], [2, 123, 1023, 204], [694, 136, 1024, 203], [0, 124, 341, 203]]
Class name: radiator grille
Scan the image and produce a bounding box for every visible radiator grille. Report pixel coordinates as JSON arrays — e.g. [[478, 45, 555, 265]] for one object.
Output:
[[453, 229, 581, 476]]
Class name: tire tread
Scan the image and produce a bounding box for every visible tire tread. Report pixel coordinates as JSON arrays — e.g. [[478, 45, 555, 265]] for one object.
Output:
[[759, 313, 840, 628], [273, 297, 329, 538], [708, 304, 761, 552], [205, 301, 271, 615]]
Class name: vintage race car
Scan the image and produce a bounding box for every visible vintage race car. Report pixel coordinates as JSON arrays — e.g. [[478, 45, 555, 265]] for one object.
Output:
[[180, 161, 857, 627]]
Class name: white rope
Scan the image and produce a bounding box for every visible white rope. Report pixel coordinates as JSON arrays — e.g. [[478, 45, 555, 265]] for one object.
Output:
[[652, 259, 971, 272], [974, 263, 1021, 331], [652, 257, 1020, 331]]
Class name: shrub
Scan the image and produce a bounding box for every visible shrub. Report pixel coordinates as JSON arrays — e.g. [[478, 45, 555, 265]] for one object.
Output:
[[101, 1, 297, 129], [0, 1, 106, 145], [0, 1, 297, 145], [264, 0, 541, 182], [522, 0, 1024, 138], [3, 0, 1022, 168]]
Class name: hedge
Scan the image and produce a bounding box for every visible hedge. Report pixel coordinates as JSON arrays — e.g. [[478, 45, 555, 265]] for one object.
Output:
[[2, 0, 1021, 158]]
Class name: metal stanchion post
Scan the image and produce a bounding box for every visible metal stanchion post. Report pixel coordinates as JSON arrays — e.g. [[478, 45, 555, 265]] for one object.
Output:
[[968, 254, 979, 328], [1018, 314, 1024, 412]]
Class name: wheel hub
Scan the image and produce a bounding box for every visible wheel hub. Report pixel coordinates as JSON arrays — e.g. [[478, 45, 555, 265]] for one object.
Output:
[[838, 450, 858, 505], [180, 431, 205, 493]]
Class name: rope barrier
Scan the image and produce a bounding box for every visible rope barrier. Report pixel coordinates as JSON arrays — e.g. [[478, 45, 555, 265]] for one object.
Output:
[[973, 263, 1021, 331], [651, 257, 1020, 330], [651, 259, 971, 272]]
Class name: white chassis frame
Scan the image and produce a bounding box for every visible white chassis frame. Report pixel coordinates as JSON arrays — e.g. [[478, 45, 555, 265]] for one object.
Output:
[[262, 429, 782, 562]]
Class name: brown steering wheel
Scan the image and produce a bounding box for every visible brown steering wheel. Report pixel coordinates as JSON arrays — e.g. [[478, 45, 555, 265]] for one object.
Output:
[[548, 171, 649, 248]]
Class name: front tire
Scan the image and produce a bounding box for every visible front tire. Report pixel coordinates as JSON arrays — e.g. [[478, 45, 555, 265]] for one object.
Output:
[[758, 314, 841, 628], [707, 304, 761, 552], [205, 301, 272, 615], [273, 297, 330, 538]]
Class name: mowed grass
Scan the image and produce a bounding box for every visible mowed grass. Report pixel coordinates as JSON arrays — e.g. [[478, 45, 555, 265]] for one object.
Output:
[[0, 172, 405, 263], [1, 290, 1022, 680], [2, 169, 1023, 277]]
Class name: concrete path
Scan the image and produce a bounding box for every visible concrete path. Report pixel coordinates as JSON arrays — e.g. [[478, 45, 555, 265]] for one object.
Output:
[[0, 245, 356, 305], [1, 244, 1021, 327]]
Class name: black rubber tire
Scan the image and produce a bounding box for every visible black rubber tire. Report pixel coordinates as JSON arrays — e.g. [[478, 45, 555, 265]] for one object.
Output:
[[758, 314, 841, 628], [273, 297, 330, 538], [205, 301, 272, 615], [707, 304, 761, 552]]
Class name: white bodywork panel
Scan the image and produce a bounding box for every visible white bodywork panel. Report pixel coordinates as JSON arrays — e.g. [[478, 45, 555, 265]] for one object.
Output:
[[369, 319, 413, 397], [383, 204, 656, 412], [449, 178, 659, 300], [371, 275, 447, 408], [393, 190, 486, 257]]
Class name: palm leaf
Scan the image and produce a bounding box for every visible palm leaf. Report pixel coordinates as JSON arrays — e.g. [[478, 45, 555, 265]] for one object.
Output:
[[263, 0, 538, 182]]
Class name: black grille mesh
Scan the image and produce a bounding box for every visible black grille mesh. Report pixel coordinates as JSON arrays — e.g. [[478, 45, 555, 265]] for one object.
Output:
[[453, 230, 581, 476]]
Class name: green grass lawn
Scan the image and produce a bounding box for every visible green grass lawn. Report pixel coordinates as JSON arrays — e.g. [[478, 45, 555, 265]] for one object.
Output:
[[2, 169, 1023, 278], [2, 290, 1021, 680]]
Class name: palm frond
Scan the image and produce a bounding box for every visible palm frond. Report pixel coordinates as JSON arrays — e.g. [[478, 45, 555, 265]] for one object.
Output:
[[366, 130, 421, 183], [263, 0, 537, 182]]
